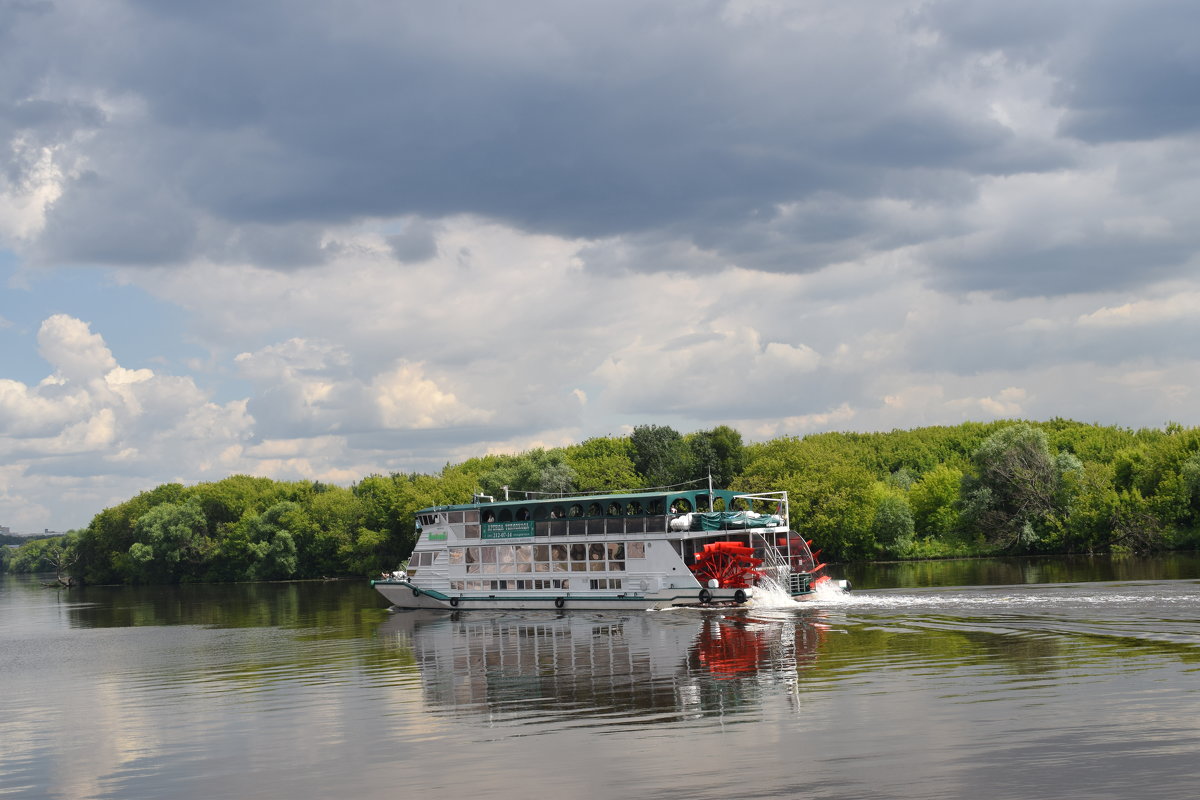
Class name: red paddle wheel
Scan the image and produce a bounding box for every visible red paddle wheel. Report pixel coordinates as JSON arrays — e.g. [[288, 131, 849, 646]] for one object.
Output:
[[690, 541, 764, 588]]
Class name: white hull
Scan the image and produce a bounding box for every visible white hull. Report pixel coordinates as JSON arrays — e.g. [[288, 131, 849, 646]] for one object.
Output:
[[373, 578, 814, 610]]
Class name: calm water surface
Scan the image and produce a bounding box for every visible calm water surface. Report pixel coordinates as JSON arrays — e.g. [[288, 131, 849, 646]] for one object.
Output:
[[3, 556, 1200, 799]]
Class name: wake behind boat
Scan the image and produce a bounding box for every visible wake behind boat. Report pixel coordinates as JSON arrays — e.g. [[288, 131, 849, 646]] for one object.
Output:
[[372, 485, 845, 610]]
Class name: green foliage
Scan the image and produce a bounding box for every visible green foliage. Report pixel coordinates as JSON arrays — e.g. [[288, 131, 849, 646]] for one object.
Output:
[[565, 437, 641, 491], [476, 448, 578, 499], [683, 425, 746, 488], [629, 424, 689, 487], [127, 501, 209, 583], [908, 464, 962, 539], [870, 485, 915, 557], [960, 424, 1063, 551], [6, 532, 79, 576], [52, 418, 1200, 585]]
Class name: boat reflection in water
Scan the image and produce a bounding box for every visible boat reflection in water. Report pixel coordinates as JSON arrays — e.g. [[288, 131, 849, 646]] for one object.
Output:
[[376, 608, 829, 722]]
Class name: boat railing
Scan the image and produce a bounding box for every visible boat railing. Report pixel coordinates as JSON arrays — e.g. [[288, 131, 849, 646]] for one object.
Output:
[[749, 530, 790, 576]]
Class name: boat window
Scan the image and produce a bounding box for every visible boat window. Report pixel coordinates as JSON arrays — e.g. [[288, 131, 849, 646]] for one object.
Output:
[[568, 504, 583, 517], [464, 510, 480, 524], [550, 506, 566, 519], [648, 499, 664, 514], [516, 507, 530, 521], [515, 545, 533, 563], [499, 509, 512, 522], [588, 543, 605, 561], [671, 498, 693, 513], [532, 505, 549, 521], [607, 543, 625, 560], [606, 502, 621, 516], [465, 547, 479, 563], [696, 494, 710, 512], [464, 523, 480, 538], [627, 542, 645, 559], [713, 497, 726, 511], [587, 502, 602, 516], [449, 511, 464, 524], [590, 578, 623, 590], [534, 545, 549, 562], [731, 497, 748, 511], [481, 546, 497, 563], [609, 560, 624, 571], [626, 501, 643, 516], [449, 549, 464, 564]]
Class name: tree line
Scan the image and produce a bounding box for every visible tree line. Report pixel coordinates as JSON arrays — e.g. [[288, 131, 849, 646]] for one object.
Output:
[[7, 419, 1200, 584]]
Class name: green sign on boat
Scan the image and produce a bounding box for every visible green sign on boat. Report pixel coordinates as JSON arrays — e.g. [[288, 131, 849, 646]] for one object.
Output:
[[482, 520, 535, 540]]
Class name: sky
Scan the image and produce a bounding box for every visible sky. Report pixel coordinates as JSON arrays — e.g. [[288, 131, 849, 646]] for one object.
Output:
[[3, 0, 1200, 532]]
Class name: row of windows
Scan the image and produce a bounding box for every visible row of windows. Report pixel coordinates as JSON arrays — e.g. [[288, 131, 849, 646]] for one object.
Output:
[[446, 578, 625, 592], [450, 579, 571, 591], [415, 542, 649, 570], [450, 542, 644, 571]]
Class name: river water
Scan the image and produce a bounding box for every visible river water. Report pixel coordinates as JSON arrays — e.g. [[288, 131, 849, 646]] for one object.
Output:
[[3, 555, 1199, 799]]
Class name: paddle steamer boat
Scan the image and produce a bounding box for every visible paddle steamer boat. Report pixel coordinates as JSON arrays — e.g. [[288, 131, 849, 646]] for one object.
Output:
[[372, 486, 838, 610]]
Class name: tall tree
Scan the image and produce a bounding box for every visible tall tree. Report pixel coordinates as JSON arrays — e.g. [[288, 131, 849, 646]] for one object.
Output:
[[685, 425, 746, 488], [960, 424, 1065, 551], [630, 424, 688, 487]]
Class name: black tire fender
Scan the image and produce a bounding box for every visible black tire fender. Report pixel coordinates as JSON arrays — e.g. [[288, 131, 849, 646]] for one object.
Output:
[[734, 589, 747, 604], [554, 597, 566, 609], [411, 586, 421, 598], [699, 588, 712, 605], [449, 596, 459, 607]]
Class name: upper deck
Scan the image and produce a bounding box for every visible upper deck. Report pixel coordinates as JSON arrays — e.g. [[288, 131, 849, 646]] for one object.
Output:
[[414, 488, 788, 542]]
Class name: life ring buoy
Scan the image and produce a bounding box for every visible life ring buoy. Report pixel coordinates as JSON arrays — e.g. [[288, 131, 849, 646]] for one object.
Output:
[[449, 596, 459, 607], [698, 588, 712, 605], [734, 589, 747, 604], [554, 597, 566, 609], [411, 586, 421, 598]]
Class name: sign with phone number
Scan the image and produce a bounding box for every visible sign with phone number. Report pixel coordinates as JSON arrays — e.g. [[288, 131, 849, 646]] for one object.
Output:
[[482, 521, 535, 539]]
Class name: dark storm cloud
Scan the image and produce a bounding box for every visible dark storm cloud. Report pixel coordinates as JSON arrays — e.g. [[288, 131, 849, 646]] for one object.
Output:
[[936, 237, 1195, 299], [4, 0, 1198, 296], [1055, 1, 1200, 143]]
